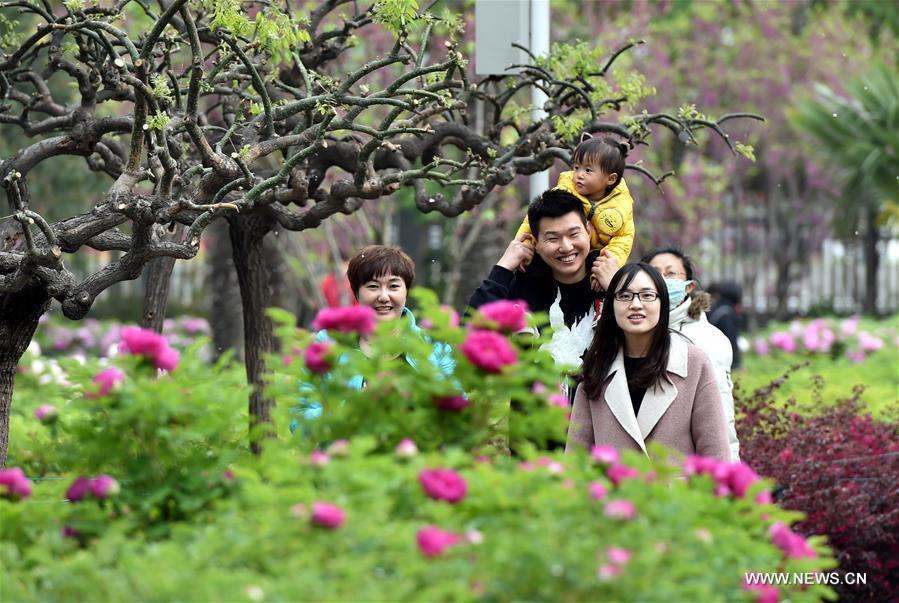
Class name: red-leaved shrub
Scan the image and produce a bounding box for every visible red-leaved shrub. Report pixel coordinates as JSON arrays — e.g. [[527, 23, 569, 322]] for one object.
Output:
[[736, 369, 899, 602]]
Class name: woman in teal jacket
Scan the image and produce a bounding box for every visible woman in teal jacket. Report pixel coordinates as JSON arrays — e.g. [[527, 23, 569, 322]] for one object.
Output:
[[292, 245, 454, 428]]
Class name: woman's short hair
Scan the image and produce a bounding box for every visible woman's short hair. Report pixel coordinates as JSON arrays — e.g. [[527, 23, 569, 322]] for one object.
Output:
[[346, 245, 415, 295], [580, 262, 671, 398]]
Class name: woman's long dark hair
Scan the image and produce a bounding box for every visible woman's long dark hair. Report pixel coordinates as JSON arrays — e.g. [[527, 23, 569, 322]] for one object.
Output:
[[581, 263, 671, 399]]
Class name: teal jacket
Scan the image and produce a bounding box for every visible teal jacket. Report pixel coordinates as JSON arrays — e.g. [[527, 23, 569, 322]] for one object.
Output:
[[291, 308, 455, 429]]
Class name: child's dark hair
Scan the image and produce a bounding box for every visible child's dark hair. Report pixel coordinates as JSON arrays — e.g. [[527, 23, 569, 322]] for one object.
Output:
[[572, 135, 629, 197], [527, 189, 587, 239]]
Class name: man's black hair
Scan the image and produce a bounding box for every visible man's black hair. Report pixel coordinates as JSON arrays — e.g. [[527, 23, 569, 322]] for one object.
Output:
[[641, 245, 696, 281], [527, 189, 587, 239]]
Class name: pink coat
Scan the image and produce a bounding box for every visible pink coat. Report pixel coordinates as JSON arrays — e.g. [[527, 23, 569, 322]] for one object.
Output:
[[566, 335, 731, 461]]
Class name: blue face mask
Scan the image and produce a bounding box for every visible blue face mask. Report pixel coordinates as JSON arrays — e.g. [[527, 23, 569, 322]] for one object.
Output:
[[664, 278, 693, 307]]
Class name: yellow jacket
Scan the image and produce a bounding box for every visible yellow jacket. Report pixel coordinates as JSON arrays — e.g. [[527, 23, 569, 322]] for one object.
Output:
[[516, 171, 635, 267]]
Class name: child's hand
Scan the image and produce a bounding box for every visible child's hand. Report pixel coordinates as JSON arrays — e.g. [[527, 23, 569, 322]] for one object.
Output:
[[497, 233, 535, 273], [591, 249, 619, 292]]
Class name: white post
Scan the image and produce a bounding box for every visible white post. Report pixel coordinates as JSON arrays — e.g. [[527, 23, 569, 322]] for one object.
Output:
[[529, 0, 550, 201]]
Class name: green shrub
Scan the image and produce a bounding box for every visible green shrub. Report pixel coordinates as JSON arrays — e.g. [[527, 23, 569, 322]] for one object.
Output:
[[3, 294, 837, 601]]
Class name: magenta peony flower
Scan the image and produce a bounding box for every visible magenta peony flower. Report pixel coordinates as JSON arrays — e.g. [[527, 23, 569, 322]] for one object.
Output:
[[66, 476, 92, 503], [606, 464, 639, 486], [89, 366, 125, 397], [588, 482, 608, 501], [476, 300, 529, 332], [61, 525, 80, 539], [120, 326, 167, 357], [604, 499, 637, 520], [754, 338, 770, 356], [90, 474, 120, 499], [419, 468, 468, 504], [442, 305, 461, 328], [0, 467, 32, 501], [434, 394, 469, 412], [769, 522, 816, 559], [683, 454, 721, 476], [743, 577, 780, 603], [395, 438, 418, 459], [311, 501, 346, 529], [548, 393, 568, 409], [312, 305, 377, 336], [460, 330, 517, 373], [590, 445, 620, 466], [723, 462, 761, 498], [154, 346, 180, 372], [304, 341, 332, 374], [416, 525, 463, 557], [34, 404, 58, 424]]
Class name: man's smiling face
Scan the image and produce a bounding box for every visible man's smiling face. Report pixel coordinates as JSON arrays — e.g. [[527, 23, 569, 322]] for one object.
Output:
[[534, 212, 591, 284]]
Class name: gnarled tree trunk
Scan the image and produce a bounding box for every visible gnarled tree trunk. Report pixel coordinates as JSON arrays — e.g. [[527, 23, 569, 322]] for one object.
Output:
[[229, 214, 276, 454], [0, 286, 51, 467], [208, 219, 244, 362]]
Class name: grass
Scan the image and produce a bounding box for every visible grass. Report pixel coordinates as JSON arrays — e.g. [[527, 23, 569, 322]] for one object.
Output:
[[735, 315, 898, 419]]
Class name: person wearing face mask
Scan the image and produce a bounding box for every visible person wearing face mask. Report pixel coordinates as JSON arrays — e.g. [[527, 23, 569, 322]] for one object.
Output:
[[566, 263, 730, 461], [642, 246, 739, 460]]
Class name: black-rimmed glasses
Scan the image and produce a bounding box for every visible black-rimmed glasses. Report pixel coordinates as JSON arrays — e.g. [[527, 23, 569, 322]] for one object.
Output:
[[613, 291, 660, 303]]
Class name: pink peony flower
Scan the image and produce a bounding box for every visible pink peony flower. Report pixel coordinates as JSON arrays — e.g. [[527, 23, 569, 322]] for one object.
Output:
[[840, 315, 860, 337], [61, 525, 80, 539], [395, 438, 418, 459], [476, 300, 529, 332], [858, 331, 883, 353], [723, 462, 761, 498], [597, 564, 621, 581], [312, 306, 377, 336], [442, 305, 461, 328], [769, 331, 796, 353], [304, 341, 332, 374], [326, 439, 350, 457], [434, 394, 469, 412], [604, 499, 637, 520], [90, 474, 120, 499], [416, 525, 463, 557], [590, 445, 620, 466], [769, 522, 816, 559], [419, 468, 468, 504], [846, 349, 866, 364], [606, 464, 639, 486], [34, 404, 58, 424], [460, 330, 517, 373], [754, 338, 769, 356], [154, 346, 180, 372], [755, 490, 773, 505], [66, 476, 92, 502], [0, 467, 32, 500], [311, 502, 346, 529], [588, 482, 608, 501], [606, 547, 632, 565], [309, 450, 330, 467], [89, 366, 125, 397], [683, 454, 721, 476]]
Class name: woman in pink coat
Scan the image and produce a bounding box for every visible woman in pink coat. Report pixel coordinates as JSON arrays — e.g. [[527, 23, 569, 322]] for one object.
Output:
[[566, 263, 731, 461]]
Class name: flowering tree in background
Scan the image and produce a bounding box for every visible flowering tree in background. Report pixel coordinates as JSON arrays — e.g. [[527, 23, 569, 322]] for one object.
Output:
[[0, 0, 760, 464]]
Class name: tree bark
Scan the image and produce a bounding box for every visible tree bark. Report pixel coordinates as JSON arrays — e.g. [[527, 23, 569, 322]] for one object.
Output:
[[229, 214, 276, 454], [208, 219, 244, 362], [0, 286, 51, 467], [863, 210, 880, 315], [141, 226, 184, 333]]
